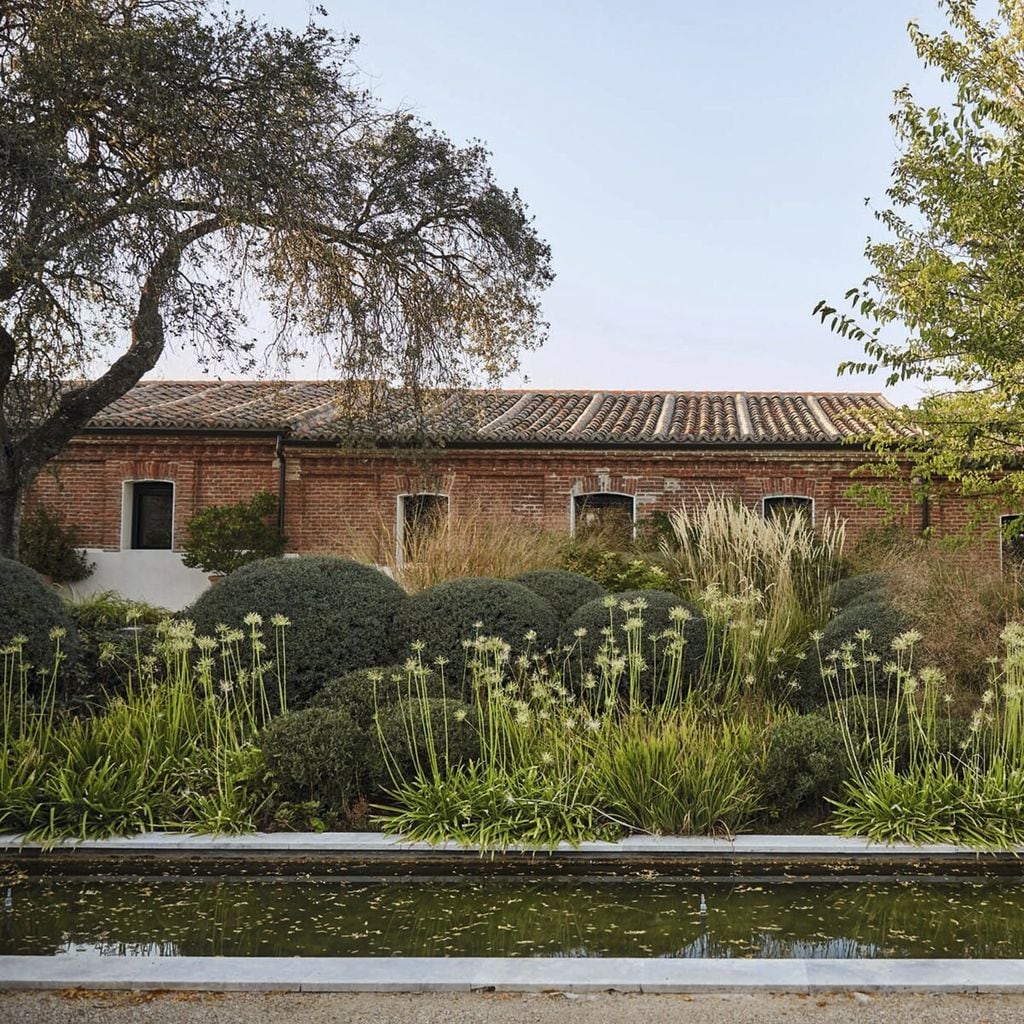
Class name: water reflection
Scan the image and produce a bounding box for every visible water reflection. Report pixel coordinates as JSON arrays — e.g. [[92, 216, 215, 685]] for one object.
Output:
[[0, 876, 1021, 959]]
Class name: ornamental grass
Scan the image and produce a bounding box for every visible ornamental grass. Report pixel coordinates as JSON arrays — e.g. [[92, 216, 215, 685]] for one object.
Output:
[[662, 495, 845, 701]]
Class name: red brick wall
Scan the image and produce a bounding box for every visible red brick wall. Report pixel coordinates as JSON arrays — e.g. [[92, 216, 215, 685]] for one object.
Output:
[[23, 433, 1008, 567]]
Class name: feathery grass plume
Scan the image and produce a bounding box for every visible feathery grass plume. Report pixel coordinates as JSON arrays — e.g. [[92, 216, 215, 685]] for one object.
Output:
[[662, 494, 844, 699]]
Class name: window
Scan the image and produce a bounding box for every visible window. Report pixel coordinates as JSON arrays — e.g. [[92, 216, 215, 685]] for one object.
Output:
[[130, 482, 174, 549], [572, 492, 635, 545], [1001, 514, 1024, 574], [762, 495, 814, 526], [399, 493, 449, 561]]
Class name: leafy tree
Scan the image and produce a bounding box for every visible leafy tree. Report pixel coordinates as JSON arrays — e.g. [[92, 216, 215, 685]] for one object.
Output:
[[0, 0, 552, 557], [815, 1, 1024, 506], [181, 490, 285, 576]]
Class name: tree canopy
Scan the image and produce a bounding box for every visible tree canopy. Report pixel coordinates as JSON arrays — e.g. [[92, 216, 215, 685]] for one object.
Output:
[[0, 0, 552, 556], [815, 0, 1024, 506]]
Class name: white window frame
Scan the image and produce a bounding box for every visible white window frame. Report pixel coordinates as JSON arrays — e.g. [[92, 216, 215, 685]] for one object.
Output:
[[570, 491, 637, 539], [396, 492, 449, 565], [761, 494, 815, 527], [121, 479, 175, 551], [1000, 513, 1024, 574]]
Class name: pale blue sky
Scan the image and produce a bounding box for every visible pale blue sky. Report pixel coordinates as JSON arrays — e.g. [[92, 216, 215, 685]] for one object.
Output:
[[156, 1, 959, 403]]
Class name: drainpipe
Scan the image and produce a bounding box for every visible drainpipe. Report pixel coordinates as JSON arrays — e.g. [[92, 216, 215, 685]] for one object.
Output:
[[275, 434, 286, 536], [913, 476, 930, 536]]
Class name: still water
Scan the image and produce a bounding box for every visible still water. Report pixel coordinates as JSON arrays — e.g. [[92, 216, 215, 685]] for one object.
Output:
[[2, 875, 1022, 958]]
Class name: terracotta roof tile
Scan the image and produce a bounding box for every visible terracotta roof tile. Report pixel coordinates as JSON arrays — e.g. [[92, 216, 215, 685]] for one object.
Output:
[[83, 381, 900, 446]]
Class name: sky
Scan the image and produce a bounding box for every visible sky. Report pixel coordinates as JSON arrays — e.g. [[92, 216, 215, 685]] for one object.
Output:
[[153, 0, 960, 405]]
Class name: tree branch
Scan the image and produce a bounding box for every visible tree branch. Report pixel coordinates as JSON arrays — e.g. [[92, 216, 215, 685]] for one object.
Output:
[[19, 215, 222, 471]]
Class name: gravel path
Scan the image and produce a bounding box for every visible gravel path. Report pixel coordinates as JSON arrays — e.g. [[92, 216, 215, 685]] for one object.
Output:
[[4, 991, 1024, 1024]]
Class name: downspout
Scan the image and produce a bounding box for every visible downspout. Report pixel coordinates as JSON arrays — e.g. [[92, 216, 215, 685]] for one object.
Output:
[[913, 476, 930, 536], [275, 434, 286, 537]]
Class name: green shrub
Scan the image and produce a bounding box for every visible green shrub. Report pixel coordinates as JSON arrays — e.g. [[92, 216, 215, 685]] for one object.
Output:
[[761, 713, 848, 818], [513, 569, 607, 630], [562, 589, 708, 699], [181, 491, 285, 576], [561, 543, 673, 592], [0, 557, 81, 686], [65, 592, 169, 704], [309, 664, 450, 728], [794, 600, 912, 711], [832, 573, 887, 612], [185, 556, 407, 708], [375, 696, 479, 790], [260, 707, 374, 808], [17, 505, 94, 583], [397, 577, 558, 677], [68, 590, 168, 630]]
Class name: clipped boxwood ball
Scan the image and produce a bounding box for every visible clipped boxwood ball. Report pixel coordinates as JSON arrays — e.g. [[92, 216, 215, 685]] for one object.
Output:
[[186, 557, 407, 708], [398, 577, 558, 678], [513, 569, 607, 630], [794, 600, 911, 711], [562, 589, 707, 698], [261, 707, 375, 808], [309, 664, 452, 728], [0, 557, 81, 688], [374, 696, 479, 790], [832, 573, 887, 612], [761, 713, 848, 818]]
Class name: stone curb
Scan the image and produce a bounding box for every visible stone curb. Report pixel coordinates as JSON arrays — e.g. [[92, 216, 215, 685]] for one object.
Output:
[[1, 956, 1024, 993], [0, 832, 1015, 859]]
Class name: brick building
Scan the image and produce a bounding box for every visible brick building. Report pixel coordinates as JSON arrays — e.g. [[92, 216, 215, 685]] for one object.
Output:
[[22, 381, 1006, 608]]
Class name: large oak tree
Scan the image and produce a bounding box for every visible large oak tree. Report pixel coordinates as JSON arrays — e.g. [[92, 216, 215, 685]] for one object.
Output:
[[0, 0, 552, 557], [815, 0, 1024, 509]]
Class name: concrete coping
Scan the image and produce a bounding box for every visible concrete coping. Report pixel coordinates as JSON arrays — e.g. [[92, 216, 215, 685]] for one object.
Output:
[[0, 831, 1017, 858], [2, 955, 1024, 993]]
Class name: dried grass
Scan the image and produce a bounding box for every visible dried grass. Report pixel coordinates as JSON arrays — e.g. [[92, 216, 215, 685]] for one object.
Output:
[[873, 541, 1023, 696], [345, 507, 568, 592]]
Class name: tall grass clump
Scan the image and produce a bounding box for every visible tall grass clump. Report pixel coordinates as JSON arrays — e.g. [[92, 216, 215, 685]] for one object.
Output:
[[0, 613, 290, 839], [352, 507, 568, 592], [826, 622, 1024, 849], [662, 496, 844, 697], [873, 540, 1022, 696]]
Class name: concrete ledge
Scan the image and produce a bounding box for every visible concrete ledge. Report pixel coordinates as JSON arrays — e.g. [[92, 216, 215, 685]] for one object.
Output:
[[2, 956, 1024, 993], [0, 831, 1013, 859]]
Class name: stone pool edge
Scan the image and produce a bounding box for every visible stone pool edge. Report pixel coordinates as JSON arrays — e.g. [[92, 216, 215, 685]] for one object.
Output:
[[0, 832, 1018, 859], [1, 956, 1024, 993]]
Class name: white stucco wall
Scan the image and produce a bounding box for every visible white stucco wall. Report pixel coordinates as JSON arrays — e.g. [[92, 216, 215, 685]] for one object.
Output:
[[64, 550, 211, 611]]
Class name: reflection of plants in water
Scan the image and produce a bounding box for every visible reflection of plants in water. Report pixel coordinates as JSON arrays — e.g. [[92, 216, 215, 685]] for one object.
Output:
[[4, 877, 1024, 958]]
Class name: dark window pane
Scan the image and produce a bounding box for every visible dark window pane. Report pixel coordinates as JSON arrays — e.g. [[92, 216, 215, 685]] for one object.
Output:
[[574, 493, 634, 547], [763, 496, 813, 525], [132, 482, 173, 550], [403, 494, 448, 558]]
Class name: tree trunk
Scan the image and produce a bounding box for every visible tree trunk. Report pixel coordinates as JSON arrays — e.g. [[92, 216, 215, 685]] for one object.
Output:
[[0, 454, 23, 560], [0, 217, 222, 563]]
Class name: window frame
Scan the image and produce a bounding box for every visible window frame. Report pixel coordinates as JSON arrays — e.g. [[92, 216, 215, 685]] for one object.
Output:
[[761, 494, 815, 527], [570, 491, 637, 540], [396, 491, 450, 565], [1000, 513, 1024, 574], [126, 480, 175, 551]]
